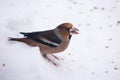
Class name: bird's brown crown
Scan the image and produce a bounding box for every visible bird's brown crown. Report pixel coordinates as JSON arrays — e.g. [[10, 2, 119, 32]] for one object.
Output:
[[57, 23, 73, 31]]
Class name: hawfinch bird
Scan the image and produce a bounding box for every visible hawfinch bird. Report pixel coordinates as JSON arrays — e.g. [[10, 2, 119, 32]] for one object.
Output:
[[9, 23, 79, 65]]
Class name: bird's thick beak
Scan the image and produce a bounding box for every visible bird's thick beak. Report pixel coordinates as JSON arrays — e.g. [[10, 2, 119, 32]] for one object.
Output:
[[70, 26, 79, 35]]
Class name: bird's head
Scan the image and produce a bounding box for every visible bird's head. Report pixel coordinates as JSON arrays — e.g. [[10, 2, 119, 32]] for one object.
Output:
[[56, 23, 79, 40]]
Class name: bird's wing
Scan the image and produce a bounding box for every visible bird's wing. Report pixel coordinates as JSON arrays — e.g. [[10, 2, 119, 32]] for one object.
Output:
[[20, 30, 62, 47]]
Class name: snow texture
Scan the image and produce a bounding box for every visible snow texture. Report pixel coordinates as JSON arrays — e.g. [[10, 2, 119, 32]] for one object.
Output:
[[0, 0, 120, 80]]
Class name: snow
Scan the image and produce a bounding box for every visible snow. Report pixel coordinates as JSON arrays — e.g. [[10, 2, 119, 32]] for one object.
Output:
[[0, 0, 120, 80]]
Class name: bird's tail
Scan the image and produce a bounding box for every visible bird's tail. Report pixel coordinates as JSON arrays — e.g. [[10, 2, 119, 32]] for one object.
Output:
[[8, 37, 25, 42], [8, 37, 36, 46]]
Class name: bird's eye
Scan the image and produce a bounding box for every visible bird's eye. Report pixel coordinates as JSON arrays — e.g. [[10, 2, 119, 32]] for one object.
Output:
[[65, 27, 70, 32]]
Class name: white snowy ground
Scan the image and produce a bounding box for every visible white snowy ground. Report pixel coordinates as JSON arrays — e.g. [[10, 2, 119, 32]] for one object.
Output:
[[0, 0, 120, 80]]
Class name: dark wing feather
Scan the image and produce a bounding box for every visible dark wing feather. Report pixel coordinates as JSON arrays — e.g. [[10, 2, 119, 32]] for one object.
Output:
[[20, 30, 62, 47]]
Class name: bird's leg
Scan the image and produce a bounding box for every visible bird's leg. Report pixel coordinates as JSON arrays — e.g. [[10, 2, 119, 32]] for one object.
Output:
[[51, 54, 60, 60], [43, 54, 57, 66]]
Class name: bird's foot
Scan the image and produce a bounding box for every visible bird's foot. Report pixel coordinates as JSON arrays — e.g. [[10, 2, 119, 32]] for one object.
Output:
[[43, 55, 58, 66], [51, 54, 60, 60], [46, 56, 58, 66]]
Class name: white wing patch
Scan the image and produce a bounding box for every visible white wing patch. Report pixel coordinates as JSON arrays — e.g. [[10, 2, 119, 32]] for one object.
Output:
[[40, 38, 59, 46]]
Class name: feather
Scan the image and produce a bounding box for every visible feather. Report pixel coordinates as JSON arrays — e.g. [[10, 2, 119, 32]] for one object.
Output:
[[20, 30, 62, 47]]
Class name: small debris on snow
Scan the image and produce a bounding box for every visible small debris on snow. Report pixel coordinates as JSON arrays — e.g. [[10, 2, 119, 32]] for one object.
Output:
[[101, 7, 105, 10], [105, 46, 109, 48], [86, 23, 90, 26], [112, 6, 116, 9], [91, 72, 95, 75], [2, 64, 5, 67], [117, 21, 120, 26], [105, 71, 109, 73], [108, 16, 111, 19], [108, 38, 112, 41], [111, 61, 114, 64], [99, 26, 102, 29], [78, 24, 81, 27], [68, 53, 71, 56], [94, 6, 98, 9], [114, 67, 118, 70]]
